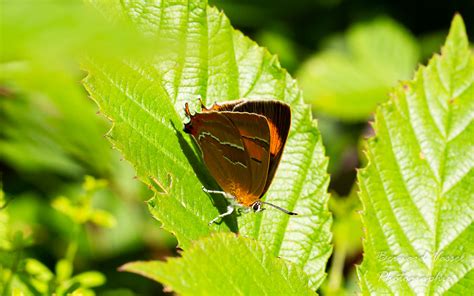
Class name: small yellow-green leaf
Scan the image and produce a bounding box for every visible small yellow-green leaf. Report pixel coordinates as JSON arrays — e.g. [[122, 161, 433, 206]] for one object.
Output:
[[82, 175, 108, 192], [70, 288, 95, 296], [56, 259, 73, 282], [90, 209, 117, 228], [72, 271, 106, 288], [52, 196, 90, 224], [25, 258, 54, 282]]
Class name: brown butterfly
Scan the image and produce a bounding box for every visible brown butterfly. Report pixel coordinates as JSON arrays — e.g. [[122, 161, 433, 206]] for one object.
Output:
[[184, 99, 297, 224]]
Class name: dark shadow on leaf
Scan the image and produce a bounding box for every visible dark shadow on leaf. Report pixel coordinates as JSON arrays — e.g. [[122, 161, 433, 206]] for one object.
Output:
[[170, 119, 238, 233]]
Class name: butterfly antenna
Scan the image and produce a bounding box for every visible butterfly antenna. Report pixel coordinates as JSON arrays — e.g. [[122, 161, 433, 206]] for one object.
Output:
[[198, 97, 206, 109], [184, 102, 191, 118], [261, 201, 298, 215]]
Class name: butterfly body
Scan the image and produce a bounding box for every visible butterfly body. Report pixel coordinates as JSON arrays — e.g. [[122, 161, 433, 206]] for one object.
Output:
[[183, 99, 296, 222]]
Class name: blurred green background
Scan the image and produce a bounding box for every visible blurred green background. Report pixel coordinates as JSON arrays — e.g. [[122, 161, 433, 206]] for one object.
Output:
[[1, 0, 472, 294]]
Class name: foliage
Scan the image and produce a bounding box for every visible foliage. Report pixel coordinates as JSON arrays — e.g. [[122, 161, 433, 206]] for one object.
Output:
[[83, 0, 332, 290], [1, 1, 175, 294], [323, 190, 362, 294], [357, 15, 474, 294], [0, 177, 110, 296], [0, 63, 114, 178], [52, 176, 116, 228], [122, 233, 314, 295], [256, 29, 300, 72], [1, 0, 472, 294], [0, 0, 156, 179], [297, 17, 419, 121]]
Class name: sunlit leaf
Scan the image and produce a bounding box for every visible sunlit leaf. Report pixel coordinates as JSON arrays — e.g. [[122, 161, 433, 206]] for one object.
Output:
[[56, 259, 73, 282], [25, 258, 54, 282], [90, 209, 117, 228], [122, 233, 314, 295], [72, 271, 106, 288], [83, 0, 331, 288], [357, 15, 474, 294]]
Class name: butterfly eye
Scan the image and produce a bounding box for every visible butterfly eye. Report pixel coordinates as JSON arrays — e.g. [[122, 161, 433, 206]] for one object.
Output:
[[252, 202, 262, 212]]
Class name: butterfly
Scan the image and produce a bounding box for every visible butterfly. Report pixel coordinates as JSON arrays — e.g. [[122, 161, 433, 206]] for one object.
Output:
[[183, 99, 297, 224]]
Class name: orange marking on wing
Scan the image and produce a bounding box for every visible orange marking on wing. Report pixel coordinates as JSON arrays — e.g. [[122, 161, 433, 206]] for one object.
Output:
[[267, 120, 284, 156]]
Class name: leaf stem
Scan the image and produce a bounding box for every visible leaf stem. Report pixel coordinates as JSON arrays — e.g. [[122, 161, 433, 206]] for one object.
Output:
[[65, 223, 80, 264], [327, 242, 347, 294], [2, 241, 23, 296]]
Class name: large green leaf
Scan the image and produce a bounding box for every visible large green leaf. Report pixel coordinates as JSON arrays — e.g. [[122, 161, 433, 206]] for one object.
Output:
[[297, 17, 419, 121], [121, 233, 314, 295], [357, 15, 474, 294], [0, 0, 148, 178], [0, 63, 113, 177], [83, 0, 331, 289]]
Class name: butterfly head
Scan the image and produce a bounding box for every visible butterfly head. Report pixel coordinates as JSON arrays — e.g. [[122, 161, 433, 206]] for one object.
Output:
[[251, 201, 264, 213], [183, 102, 194, 133]]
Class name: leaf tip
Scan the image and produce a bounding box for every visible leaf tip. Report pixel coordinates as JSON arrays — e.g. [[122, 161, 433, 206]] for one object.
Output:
[[451, 13, 465, 33], [444, 14, 469, 54]]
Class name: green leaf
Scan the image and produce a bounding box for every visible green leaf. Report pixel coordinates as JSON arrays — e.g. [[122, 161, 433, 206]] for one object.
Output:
[[256, 30, 299, 72], [0, 62, 114, 177], [323, 191, 362, 294], [0, 0, 151, 63], [52, 196, 92, 225], [90, 209, 117, 228], [297, 17, 419, 121], [83, 0, 331, 289], [121, 233, 314, 295], [357, 15, 474, 294], [71, 271, 106, 288], [82, 175, 109, 192], [25, 258, 54, 282], [56, 259, 73, 282]]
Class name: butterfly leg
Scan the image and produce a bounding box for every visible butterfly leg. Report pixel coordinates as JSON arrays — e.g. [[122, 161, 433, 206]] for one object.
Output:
[[239, 207, 253, 214], [208, 205, 234, 225], [202, 186, 228, 197], [202, 186, 238, 224]]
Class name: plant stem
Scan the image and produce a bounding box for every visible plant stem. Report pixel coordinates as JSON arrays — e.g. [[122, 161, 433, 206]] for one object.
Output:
[[2, 243, 23, 296], [328, 242, 347, 294], [65, 223, 80, 264]]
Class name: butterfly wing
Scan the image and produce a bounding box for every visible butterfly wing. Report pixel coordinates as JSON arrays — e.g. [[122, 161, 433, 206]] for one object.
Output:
[[231, 100, 291, 195], [220, 112, 271, 205], [200, 99, 245, 112], [184, 110, 270, 205]]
